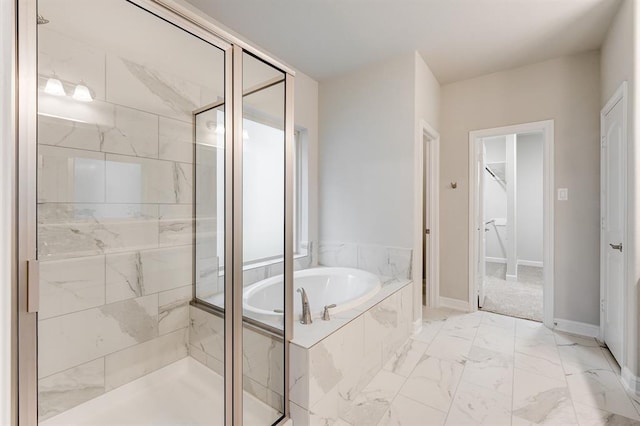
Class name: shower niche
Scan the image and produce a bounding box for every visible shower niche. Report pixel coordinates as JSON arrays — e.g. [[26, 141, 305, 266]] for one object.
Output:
[[28, 0, 293, 424]]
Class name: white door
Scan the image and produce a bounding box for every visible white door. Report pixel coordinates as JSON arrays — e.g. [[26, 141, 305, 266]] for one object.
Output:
[[602, 93, 626, 365], [477, 142, 486, 307]]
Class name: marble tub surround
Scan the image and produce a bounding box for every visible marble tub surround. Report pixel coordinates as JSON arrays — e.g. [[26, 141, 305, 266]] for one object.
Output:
[[288, 282, 413, 425], [318, 241, 412, 280], [188, 306, 285, 413], [298, 307, 640, 426], [291, 277, 411, 349], [36, 19, 219, 421]]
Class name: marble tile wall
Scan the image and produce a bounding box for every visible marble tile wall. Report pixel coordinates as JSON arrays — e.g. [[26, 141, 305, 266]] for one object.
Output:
[[289, 282, 413, 424], [318, 241, 412, 280], [35, 25, 218, 421], [188, 306, 285, 413]]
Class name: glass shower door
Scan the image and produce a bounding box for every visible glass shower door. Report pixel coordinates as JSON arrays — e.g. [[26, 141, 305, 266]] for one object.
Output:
[[35, 0, 227, 423]]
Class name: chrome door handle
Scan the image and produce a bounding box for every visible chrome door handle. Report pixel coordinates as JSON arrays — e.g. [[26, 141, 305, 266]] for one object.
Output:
[[609, 243, 623, 252]]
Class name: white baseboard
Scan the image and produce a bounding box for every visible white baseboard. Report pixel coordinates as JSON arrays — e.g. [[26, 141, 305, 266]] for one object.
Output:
[[485, 257, 506, 264], [622, 367, 640, 396], [518, 259, 544, 268], [439, 296, 470, 312], [553, 318, 600, 338], [412, 318, 422, 335]]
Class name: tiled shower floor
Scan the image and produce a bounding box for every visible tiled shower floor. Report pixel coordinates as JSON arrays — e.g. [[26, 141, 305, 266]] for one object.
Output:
[[40, 357, 279, 425]]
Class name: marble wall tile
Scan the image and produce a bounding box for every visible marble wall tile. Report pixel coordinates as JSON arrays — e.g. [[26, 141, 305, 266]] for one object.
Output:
[[159, 204, 193, 247], [290, 343, 310, 408], [308, 316, 364, 408], [318, 242, 358, 268], [290, 402, 310, 426], [243, 329, 284, 395], [357, 245, 413, 280], [106, 54, 207, 122], [159, 285, 192, 335], [188, 306, 224, 361], [38, 358, 105, 422], [39, 256, 106, 320], [101, 105, 158, 158], [38, 294, 158, 378], [38, 113, 105, 152], [364, 292, 400, 358], [38, 203, 159, 259], [244, 266, 267, 287], [105, 245, 192, 303], [106, 154, 192, 204], [104, 328, 188, 391], [337, 348, 382, 410], [38, 145, 106, 203], [195, 256, 219, 299], [159, 117, 193, 163]]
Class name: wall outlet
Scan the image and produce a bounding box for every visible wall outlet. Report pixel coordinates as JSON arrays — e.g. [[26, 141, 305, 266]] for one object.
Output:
[[557, 188, 568, 201]]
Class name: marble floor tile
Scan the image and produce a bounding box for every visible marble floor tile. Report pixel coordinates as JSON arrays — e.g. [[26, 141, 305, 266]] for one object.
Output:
[[399, 355, 464, 412], [445, 380, 511, 425], [515, 337, 561, 364], [512, 368, 577, 425], [514, 351, 566, 382], [339, 370, 406, 425], [377, 394, 447, 426], [573, 401, 640, 426], [473, 323, 515, 355], [383, 339, 429, 377], [558, 344, 612, 371], [425, 331, 474, 363], [413, 320, 445, 344], [481, 312, 516, 331], [462, 346, 513, 396], [565, 366, 640, 420]]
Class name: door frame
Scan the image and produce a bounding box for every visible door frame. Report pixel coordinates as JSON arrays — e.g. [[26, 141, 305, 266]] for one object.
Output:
[[599, 81, 628, 365], [468, 120, 555, 328], [413, 120, 440, 326]]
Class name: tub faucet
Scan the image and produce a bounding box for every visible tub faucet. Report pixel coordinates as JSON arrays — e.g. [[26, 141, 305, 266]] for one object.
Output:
[[322, 304, 337, 321], [297, 288, 312, 324]]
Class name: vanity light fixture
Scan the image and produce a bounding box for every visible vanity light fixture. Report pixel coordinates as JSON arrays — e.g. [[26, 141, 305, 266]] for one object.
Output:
[[44, 76, 65, 96], [72, 82, 93, 102]]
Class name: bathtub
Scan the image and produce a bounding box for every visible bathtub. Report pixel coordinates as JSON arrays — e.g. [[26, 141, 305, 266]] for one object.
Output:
[[243, 267, 382, 326]]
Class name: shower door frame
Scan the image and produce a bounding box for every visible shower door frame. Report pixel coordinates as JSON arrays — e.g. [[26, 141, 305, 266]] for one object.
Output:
[[14, 0, 295, 425]]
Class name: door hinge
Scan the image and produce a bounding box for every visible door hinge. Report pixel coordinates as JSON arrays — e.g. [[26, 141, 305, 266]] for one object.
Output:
[[601, 136, 606, 148], [601, 217, 606, 230], [27, 260, 40, 313], [600, 298, 605, 313], [425, 229, 430, 235]]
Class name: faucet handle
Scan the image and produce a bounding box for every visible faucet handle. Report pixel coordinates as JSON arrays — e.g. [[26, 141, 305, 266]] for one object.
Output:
[[322, 304, 337, 321]]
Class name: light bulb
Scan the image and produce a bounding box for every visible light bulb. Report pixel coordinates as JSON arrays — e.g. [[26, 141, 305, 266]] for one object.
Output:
[[72, 83, 93, 102], [44, 77, 65, 96]]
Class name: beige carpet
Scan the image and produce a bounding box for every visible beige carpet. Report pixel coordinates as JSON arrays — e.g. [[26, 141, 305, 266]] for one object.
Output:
[[480, 262, 543, 322]]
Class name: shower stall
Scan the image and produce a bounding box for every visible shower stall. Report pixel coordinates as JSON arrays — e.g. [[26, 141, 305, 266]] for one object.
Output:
[[16, 0, 294, 424]]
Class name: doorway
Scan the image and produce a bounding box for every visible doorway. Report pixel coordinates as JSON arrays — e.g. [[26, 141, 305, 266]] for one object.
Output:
[[414, 121, 439, 314], [469, 121, 554, 327]]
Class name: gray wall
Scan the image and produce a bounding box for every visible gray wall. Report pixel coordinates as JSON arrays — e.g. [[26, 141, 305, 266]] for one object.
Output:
[[439, 50, 602, 325]]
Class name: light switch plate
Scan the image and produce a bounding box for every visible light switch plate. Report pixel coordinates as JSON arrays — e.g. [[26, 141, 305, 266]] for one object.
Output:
[[557, 188, 568, 201]]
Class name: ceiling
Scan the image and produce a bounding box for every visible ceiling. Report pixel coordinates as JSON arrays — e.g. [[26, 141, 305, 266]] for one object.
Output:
[[185, 0, 621, 84]]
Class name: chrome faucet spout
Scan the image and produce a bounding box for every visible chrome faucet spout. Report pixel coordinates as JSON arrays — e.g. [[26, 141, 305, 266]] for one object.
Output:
[[297, 287, 313, 324]]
